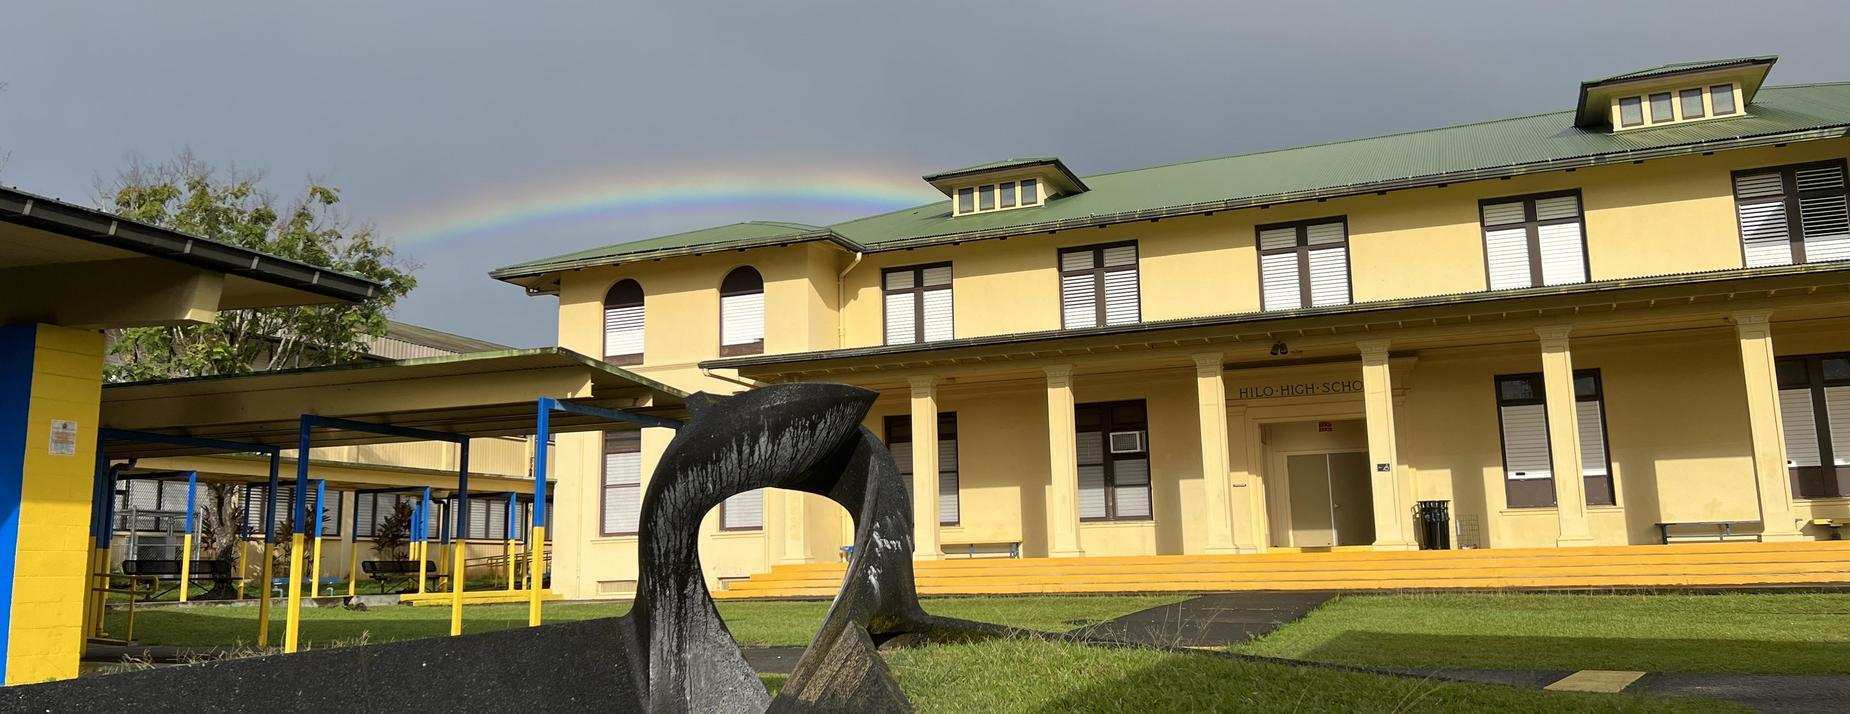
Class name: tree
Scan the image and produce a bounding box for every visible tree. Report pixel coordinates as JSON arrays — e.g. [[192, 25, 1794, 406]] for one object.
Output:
[[194, 483, 247, 599], [372, 501, 414, 561], [98, 151, 417, 381]]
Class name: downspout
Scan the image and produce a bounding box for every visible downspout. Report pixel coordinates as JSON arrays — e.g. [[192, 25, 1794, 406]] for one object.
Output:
[[700, 367, 764, 390], [835, 250, 864, 349]]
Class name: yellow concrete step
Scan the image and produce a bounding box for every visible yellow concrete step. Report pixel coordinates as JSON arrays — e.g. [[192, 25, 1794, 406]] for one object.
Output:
[[398, 590, 561, 607], [762, 542, 1850, 575], [716, 572, 1850, 599]]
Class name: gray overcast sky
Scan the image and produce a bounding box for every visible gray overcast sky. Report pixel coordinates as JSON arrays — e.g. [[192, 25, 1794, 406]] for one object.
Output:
[[3, 2, 1846, 346]]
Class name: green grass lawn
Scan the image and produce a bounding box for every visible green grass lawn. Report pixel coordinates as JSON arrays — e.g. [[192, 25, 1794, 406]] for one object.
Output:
[[879, 638, 1737, 712], [105, 594, 1184, 650], [1239, 592, 1850, 675]]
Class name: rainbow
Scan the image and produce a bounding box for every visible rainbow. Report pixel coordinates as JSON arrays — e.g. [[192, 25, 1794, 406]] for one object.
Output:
[[386, 164, 941, 246]]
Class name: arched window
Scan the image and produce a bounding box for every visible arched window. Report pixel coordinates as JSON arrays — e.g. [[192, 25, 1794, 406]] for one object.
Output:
[[718, 266, 764, 356], [603, 279, 645, 365]]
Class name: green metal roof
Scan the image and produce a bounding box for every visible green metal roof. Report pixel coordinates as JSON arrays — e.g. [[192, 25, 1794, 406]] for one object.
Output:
[[492, 220, 826, 278], [1585, 56, 1777, 87], [494, 81, 1850, 285], [921, 157, 1062, 181]]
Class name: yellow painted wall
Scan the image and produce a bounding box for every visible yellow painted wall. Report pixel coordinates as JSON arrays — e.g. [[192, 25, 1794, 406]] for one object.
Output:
[[531, 137, 1850, 589], [6, 325, 103, 684]]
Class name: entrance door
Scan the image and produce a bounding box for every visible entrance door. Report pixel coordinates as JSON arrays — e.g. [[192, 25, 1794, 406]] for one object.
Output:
[[1286, 454, 1335, 547], [1328, 451, 1375, 546]]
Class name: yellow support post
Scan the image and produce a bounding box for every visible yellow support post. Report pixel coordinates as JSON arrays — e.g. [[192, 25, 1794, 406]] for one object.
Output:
[[256, 541, 274, 646], [236, 541, 248, 600], [527, 525, 545, 626], [178, 533, 195, 603], [310, 536, 324, 598], [347, 542, 360, 598], [504, 539, 515, 592], [415, 540, 428, 595], [283, 533, 306, 652], [449, 538, 465, 636]]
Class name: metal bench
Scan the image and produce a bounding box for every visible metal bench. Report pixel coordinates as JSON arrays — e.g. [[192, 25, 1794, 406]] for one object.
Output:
[[1654, 521, 1761, 544], [360, 560, 444, 594], [120, 558, 233, 599]]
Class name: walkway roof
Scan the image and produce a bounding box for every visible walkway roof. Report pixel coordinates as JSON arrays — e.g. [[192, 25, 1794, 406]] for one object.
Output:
[[1, 185, 381, 326], [101, 348, 687, 459]]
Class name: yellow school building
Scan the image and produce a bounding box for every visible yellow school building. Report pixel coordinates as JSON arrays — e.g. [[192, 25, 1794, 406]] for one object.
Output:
[[491, 56, 1850, 599]]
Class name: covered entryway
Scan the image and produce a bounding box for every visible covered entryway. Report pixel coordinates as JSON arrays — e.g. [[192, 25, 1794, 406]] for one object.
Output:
[[1263, 419, 1374, 549]]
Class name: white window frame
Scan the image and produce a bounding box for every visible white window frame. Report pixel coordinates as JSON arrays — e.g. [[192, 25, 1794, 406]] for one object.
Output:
[[951, 178, 1045, 216]]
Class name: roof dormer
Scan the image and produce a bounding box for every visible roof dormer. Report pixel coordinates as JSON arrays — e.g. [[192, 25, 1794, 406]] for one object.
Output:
[[1574, 56, 1776, 131], [923, 157, 1089, 216]]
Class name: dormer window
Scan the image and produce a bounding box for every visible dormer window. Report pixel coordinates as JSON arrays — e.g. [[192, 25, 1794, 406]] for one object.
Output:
[[1610, 82, 1741, 130], [923, 157, 1085, 217], [953, 178, 1041, 216], [1574, 56, 1774, 132]]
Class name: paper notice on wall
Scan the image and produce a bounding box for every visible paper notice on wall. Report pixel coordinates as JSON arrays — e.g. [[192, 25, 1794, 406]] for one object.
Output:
[[49, 419, 77, 456]]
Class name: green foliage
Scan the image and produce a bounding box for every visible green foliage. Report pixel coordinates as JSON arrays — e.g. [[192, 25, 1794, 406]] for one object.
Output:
[[100, 151, 417, 381], [372, 501, 414, 560]]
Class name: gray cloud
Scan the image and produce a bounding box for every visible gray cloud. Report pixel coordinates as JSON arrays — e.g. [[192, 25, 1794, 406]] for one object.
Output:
[[3, 1, 1845, 345]]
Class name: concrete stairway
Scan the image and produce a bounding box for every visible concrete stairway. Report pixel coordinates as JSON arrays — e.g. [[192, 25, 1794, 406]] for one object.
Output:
[[713, 541, 1850, 599]]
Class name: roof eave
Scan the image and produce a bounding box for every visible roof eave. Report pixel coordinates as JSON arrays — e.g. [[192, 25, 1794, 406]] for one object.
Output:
[[701, 261, 1850, 375], [488, 230, 866, 291], [922, 158, 1090, 197], [0, 186, 381, 303]]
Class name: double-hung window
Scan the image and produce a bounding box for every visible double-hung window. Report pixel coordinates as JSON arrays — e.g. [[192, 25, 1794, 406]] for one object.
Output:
[[1075, 400, 1151, 521], [1732, 160, 1850, 267], [1775, 353, 1850, 499], [1257, 217, 1350, 311], [1059, 242, 1139, 329], [1495, 369, 1612, 508], [1481, 191, 1588, 291], [602, 430, 643, 535], [883, 263, 953, 345], [885, 413, 960, 525]]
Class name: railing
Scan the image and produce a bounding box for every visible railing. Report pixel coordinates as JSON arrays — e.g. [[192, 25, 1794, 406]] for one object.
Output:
[[462, 546, 552, 588]]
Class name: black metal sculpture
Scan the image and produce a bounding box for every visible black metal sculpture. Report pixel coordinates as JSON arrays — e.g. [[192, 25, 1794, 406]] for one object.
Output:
[[626, 383, 1004, 712]]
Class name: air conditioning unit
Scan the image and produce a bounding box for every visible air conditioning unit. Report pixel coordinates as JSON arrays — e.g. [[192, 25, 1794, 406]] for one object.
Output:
[[1108, 430, 1147, 454]]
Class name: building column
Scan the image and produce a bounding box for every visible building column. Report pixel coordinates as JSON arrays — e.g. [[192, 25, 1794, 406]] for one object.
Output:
[[908, 375, 943, 560], [0, 324, 104, 685], [1044, 365, 1084, 557], [1730, 310, 1804, 541], [1193, 353, 1240, 554], [1359, 340, 1415, 550], [1535, 325, 1596, 546], [776, 489, 809, 565]]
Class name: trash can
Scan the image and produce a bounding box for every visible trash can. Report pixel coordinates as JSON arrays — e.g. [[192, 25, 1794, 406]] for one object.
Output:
[[1416, 500, 1451, 550]]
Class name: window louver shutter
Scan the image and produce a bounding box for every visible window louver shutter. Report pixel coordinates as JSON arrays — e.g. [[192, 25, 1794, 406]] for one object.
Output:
[[1305, 222, 1349, 306], [1259, 227, 1300, 311], [1060, 272, 1096, 329], [487, 499, 508, 540], [1575, 400, 1608, 476], [1101, 245, 1139, 325], [603, 449, 642, 535], [1780, 388, 1822, 468], [1499, 403, 1553, 481], [1735, 172, 1794, 267], [937, 437, 958, 525], [1796, 165, 1850, 263], [1828, 386, 1850, 467], [1482, 201, 1532, 290], [883, 292, 915, 345], [603, 304, 644, 357], [1076, 431, 1107, 518], [1534, 196, 1586, 285], [723, 489, 763, 529], [359, 494, 379, 537], [921, 266, 954, 342], [720, 293, 764, 347], [1112, 458, 1152, 518]]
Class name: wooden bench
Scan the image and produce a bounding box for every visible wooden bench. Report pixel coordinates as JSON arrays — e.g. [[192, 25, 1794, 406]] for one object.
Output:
[[360, 560, 444, 594], [1655, 521, 1761, 544], [1809, 518, 1849, 540]]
